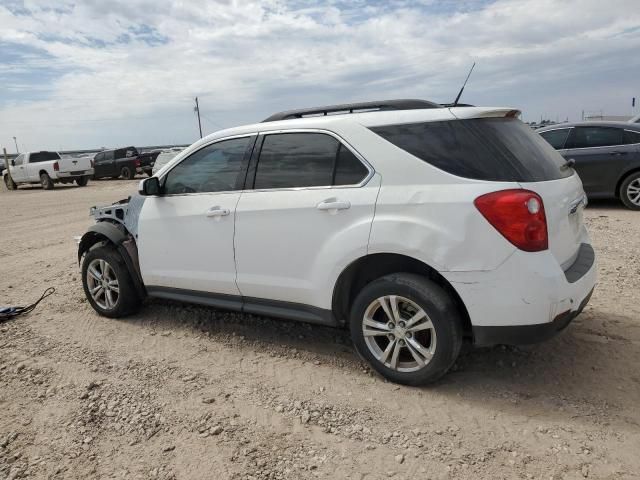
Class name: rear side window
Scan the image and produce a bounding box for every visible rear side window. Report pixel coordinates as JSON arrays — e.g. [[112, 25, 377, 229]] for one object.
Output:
[[624, 130, 640, 144], [29, 151, 60, 163], [539, 128, 571, 150], [370, 118, 571, 182], [253, 132, 369, 189], [567, 127, 624, 148]]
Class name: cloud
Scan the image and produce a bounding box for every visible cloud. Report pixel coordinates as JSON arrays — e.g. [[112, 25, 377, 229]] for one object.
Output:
[[0, 0, 639, 150]]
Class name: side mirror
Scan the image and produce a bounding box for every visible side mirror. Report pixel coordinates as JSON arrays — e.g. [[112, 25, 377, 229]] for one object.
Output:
[[11, 159, 15, 167], [139, 176, 161, 196]]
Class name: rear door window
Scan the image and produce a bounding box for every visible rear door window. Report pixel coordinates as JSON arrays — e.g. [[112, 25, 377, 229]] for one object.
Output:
[[539, 128, 571, 150], [370, 118, 571, 182], [252, 133, 369, 189], [567, 126, 624, 148], [624, 130, 640, 145]]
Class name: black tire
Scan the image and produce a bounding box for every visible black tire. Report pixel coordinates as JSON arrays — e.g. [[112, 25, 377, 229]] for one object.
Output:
[[4, 175, 17, 190], [619, 172, 640, 210], [40, 172, 54, 190], [76, 176, 89, 187], [120, 166, 133, 180], [349, 273, 463, 386], [81, 245, 141, 318]]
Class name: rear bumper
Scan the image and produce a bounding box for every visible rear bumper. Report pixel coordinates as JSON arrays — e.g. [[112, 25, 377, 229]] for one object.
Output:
[[57, 168, 94, 178], [472, 287, 594, 346], [442, 235, 597, 345]]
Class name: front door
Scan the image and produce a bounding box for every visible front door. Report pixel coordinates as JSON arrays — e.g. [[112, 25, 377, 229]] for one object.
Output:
[[9, 154, 25, 182], [138, 136, 254, 295], [234, 131, 379, 309]]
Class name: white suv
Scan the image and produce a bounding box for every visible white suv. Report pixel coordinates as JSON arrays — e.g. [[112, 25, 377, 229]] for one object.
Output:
[[78, 99, 597, 385]]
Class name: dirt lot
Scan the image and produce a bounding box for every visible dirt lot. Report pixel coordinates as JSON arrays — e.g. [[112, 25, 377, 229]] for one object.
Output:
[[1, 179, 639, 480]]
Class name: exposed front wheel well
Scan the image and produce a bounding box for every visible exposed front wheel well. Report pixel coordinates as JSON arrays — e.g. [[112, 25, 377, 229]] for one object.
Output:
[[332, 253, 472, 337]]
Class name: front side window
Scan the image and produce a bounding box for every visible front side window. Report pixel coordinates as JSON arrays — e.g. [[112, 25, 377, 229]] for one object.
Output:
[[164, 137, 250, 194], [104, 151, 115, 161], [13, 154, 24, 166], [568, 127, 624, 148], [253, 132, 369, 189], [94, 153, 104, 163], [539, 128, 571, 150]]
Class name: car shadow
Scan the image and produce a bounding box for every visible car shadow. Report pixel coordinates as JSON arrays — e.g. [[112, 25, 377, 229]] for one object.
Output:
[[585, 198, 626, 210], [122, 299, 638, 427]]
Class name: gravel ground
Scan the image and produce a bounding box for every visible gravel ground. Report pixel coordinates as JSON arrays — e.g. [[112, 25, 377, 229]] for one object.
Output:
[[1, 179, 639, 480]]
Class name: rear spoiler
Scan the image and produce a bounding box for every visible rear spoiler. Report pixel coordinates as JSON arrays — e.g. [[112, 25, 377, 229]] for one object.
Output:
[[448, 107, 521, 120]]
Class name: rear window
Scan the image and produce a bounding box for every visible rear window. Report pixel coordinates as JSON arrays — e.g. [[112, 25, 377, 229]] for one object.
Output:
[[369, 118, 571, 182], [29, 151, 60, 163]]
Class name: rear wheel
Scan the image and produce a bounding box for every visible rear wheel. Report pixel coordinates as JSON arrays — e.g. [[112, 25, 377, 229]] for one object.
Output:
[[82, 246, 141, 318], [350, 273, 463, 386], [76, 176, 89, 187], [120, 166, 133, 180], [40, 172, 54, 190], [4, 175, 17, 190], [620, 172, 640, 210]]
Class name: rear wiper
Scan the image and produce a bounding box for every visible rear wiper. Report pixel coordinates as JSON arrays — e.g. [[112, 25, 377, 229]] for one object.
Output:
[[560, 158, 575, 171]]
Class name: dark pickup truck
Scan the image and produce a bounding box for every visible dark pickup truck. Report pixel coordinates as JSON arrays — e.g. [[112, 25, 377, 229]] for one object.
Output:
[[92, 147, 159, 180]]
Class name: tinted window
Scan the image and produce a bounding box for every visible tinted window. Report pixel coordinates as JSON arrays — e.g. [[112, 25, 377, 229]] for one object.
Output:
[[94, 153, 104, 162], [13, 154, 24, 166], [624, 130, 640, 144], [254, 133, 337, 189], [29, 151, 60, 163], [164, 137, 250, 194], [370, 118, 570, 182], [539, 128, 571, 150], [568, 127, 624, 148], [104, 151, 115, 161], [334, 145, 369, 185]]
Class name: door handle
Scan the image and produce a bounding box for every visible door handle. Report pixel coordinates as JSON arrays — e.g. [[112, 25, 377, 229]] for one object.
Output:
[[317, 199, 351, 211], [205, 206, 230, 217]]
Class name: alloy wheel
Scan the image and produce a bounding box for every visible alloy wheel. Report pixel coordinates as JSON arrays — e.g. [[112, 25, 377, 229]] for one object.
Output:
[[362, 295, 437, 373], [627, 179, 640, 206], [86, 259, 120, 310]]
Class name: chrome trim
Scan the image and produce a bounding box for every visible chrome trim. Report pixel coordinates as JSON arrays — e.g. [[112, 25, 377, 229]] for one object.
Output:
[[159, 128, 375, 198]]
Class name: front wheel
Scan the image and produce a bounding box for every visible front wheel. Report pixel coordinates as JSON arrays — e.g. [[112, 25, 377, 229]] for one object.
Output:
[[120, 166, 133, 180], [4, 175, 17, 190], [40, 172, 54, 190], [350, 273, 463, 386], [81, 246, 141, 318], [620, 172, 640, 210], [76, 176, 89, 187]]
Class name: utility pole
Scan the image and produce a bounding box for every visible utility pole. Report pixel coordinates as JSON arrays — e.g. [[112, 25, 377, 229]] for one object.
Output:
[[12, 136, 19, 153], [194, 97, 203, 139]]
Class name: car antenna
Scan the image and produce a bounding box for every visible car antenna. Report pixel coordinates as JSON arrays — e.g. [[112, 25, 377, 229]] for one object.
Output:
[[452, 62, 476, 107]]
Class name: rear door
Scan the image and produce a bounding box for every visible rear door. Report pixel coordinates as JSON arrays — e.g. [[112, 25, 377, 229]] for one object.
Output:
[[564, 126, 632, 196], [234, 131, 378, 308]]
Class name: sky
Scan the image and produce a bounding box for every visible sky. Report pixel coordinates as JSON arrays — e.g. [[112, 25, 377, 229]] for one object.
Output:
[[1, 0, 639, 152]]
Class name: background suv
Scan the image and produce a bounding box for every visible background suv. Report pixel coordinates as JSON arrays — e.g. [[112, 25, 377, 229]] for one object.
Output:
[[538, 122, 640, 209], [78, 99, 597, 385]]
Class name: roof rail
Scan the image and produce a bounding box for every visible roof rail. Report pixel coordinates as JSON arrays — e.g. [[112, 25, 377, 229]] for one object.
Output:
[[262, 99, 441, 122]]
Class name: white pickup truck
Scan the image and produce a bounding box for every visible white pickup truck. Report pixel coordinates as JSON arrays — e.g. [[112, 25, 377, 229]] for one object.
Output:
[[3, 151, 94, 190]]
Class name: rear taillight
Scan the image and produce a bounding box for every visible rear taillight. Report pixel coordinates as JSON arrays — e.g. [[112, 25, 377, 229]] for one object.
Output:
[[53, 161, 59, 171], [474, 189, 548, 252], [135, 159, 141, 167]]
